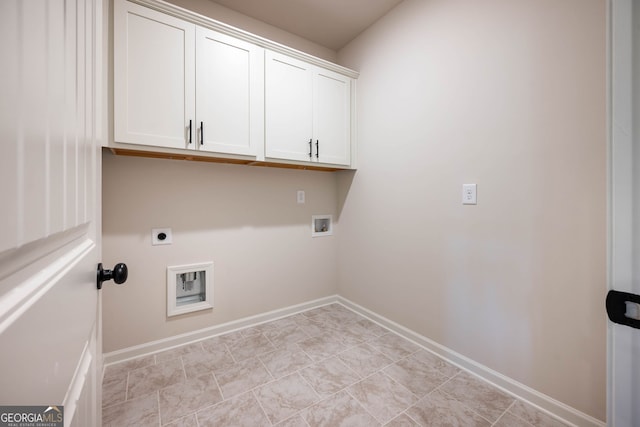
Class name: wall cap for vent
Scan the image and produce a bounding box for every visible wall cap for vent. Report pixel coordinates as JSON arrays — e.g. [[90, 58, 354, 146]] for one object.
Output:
[[312, 215, 333, 237]]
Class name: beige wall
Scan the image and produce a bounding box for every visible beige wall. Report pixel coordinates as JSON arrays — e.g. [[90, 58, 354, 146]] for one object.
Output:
[[164, 0, 337, 62], [102, 0, 340, 352], [336, 0, 606, 421], [102, 154, 339, 351], [103, 0, 608, 420]]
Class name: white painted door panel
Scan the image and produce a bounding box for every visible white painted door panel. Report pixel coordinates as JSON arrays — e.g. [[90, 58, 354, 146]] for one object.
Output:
[[0, 0, 102, 425], [608, 0, 640, 426], [196, 27, 263, 156], [314, 69, 351, 166], [265, 51, 314, 162], [114, 0, 195, 149]]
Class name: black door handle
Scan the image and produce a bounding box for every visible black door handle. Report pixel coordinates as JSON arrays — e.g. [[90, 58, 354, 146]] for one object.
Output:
[[316, 140, 319, 159], [188, 120, 192, 144], [97, 263, 128, 289], [200, 121, 204, 145], [606, 290, 640, 330]]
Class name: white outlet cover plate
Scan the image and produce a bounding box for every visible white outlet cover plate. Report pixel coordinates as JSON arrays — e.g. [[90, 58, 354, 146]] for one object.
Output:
[[462, 184, 477, 205], [297, 190, 305, 204], [152, 228, 172, 245]]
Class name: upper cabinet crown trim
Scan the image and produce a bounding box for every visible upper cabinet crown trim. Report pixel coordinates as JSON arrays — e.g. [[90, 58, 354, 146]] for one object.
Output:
[[127, 0, 360, 79]]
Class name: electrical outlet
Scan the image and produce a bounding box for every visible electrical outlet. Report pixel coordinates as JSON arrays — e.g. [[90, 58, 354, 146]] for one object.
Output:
[[462, 184, 477, 205], [152, 228, 172, 245], [297, 190, 305, 204]]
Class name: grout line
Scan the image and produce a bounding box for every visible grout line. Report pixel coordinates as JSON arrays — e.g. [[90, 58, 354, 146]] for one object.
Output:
[[250, 389, 275, 426], [124, 371, 130, 401], [491, 400, 518, 427], [210, 371, 225, 401], [343, 387, 384, 425], [156, 391, 161, 427], [436, 386, 495, 426], [401, 408, 423, 426], [179, 355, 187, 381]]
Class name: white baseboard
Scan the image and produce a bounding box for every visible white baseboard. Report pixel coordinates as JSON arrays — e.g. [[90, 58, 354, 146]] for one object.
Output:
[[102, 294, 604, 427], [335, 296, 605, 427], [103, 295, 339, 366]]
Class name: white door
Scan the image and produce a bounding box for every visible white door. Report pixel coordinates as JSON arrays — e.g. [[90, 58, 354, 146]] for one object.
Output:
[[196, 27, 264, 157], [608, 0, 640, 426], [0, 0, 104, 426], [113, 0, 195, 149], [314, 68, 351, 166], [265, 51, 314, 162]]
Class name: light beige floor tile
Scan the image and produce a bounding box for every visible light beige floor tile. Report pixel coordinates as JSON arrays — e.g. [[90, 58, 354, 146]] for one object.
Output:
[[439, 371, 514, 423], [328, 304, 357, 315], [298, 333, 348, 362], [102, 308, 564, 427], [254, 373, 320, 424], [494, 411, 533, 427], [242, 325, 272, 338], [102, 376, 127, 408], [156, 342, 203, 362], [303, 305, 335, 317], [383, 357, 448, 398], [354, 318, 389, 339], [311, 312, 347, 330], [338, 320, 384, 343], [103, 354, 155, 382], [202, 330, 245, 349], [338, 343, 393, 377], [369, 334, 420, 361], [182, 347, 235, 378], [266, 316, 300, 330], [275, 414, 308, 426], [323, 308, 362, 324], [508, 400, 568, 427], [406, 389, 491, 427], [228, 333, 276, 361], [264, 323, 310, 347], [159, 373, 223, 424], [127, 358, 185, 400], [334, 327, 367, 346], [259, 344, 313, 378], [303, 390, 380, 427], [214, 357, 273, 399], [384, 413, 420, 426], [409, 349, 460, 378], [196, 391, 270, 427], [347, 372, 417, 424], [300, 357, 361, 398], [295, 316, 332, 338], [102, 392, 159, 427], [164, 413, 198, 427]]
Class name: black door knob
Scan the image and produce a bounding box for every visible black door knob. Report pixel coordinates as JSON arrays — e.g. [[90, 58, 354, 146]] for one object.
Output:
[[97, 263, 128, 289]]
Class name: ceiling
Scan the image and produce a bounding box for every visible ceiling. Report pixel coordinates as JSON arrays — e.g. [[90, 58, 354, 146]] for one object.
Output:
[[208, 0, 404, 51]]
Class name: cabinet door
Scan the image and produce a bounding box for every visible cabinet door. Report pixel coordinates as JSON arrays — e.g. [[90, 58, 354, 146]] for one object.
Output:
[[114, 0, 195, 149], [265, 51, 313, 162], [314, 69, 351, 166], [196, 27, 263, 156]]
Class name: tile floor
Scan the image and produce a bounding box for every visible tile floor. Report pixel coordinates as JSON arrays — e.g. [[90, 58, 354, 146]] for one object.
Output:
[[102, 303, 568, 427]]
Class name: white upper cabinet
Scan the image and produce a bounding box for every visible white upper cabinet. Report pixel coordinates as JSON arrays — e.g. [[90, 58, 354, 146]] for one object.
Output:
[[114, 1, 262, 156], [196, 27, 264, 156], [313, 68, 352, 166], [265, 52, 314, 162], [265, 51, 352, 166], [113, 0, 357, 169], [114, 1, 195, 149]]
